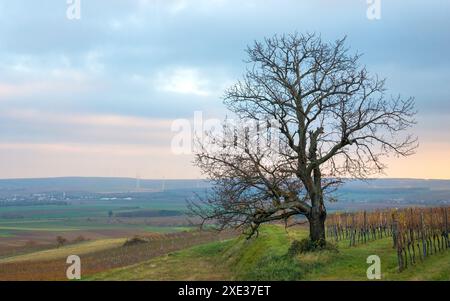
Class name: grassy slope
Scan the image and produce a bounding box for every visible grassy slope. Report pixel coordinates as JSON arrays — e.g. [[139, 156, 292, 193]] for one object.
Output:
[[91, 225, 450, 281], [89, 242, 233, 281]]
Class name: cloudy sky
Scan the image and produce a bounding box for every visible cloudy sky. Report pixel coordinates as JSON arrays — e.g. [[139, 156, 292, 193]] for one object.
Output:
[[0, 0, 449, 179]]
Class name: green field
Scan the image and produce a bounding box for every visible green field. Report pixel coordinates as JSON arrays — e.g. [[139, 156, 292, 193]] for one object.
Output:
[[0, 219, 190, 233], [0, 196, 190, 237], [0, 198, 186, 220], [0, 230, 14, 238], [90, 225, 450, 281]]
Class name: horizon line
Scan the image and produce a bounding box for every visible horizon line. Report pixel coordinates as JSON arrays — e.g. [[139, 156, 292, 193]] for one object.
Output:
[[1, 176, 450, 181]]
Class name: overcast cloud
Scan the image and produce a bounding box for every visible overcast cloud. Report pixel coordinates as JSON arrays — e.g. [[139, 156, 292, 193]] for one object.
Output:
[[0, 0, 449, 179]]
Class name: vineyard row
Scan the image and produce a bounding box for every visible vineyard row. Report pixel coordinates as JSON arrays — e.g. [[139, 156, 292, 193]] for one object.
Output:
[[326, 207, 450, 271]]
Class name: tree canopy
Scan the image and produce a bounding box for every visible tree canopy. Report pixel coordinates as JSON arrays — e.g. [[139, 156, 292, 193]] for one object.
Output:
[[188, 33, 417, 243]]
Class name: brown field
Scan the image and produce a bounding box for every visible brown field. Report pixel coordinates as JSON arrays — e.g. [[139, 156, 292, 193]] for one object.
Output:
[[0, 228, 153, 257], [0, 215, 192, 256], [0, 230, 237, 280]]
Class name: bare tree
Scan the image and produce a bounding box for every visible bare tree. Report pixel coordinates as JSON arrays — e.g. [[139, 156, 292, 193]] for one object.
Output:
[[188, 33, 417, 247]]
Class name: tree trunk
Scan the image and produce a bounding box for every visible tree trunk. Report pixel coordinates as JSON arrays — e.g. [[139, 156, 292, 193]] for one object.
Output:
[[308, 208, 327, 247]]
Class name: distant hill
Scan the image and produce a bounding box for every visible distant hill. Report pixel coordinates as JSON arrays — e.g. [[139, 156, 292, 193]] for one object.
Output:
[[0, 177, 449, 207], [0, 177, 209, 195], [342, 178, 450, 190], [331, 178, 450, 209]]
